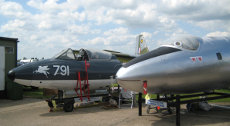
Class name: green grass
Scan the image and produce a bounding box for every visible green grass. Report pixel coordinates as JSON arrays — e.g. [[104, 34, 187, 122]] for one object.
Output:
[[209, 89, 230, 102], [111, 83, 119, 87], [23, 87, 49, 99]]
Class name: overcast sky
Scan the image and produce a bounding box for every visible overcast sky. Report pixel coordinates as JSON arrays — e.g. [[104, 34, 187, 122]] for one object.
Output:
[[1, 0, 230, 59]]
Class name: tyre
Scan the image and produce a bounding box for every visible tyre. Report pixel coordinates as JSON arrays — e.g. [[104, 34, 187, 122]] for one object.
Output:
[[109, 98, 118, 106], [102, 96, 110, 102], [63, 102, 74, 112]]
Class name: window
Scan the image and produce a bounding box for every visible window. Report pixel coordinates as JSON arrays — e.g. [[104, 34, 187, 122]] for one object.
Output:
[[5, 47, 14, 54]]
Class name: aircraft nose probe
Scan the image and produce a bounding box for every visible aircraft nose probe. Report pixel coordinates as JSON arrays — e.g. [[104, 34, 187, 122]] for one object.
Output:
[[8, 70, 15, 81]]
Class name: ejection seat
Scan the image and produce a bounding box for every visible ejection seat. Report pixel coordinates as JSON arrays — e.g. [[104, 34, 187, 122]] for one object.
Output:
[[77, 49, 89, 61]]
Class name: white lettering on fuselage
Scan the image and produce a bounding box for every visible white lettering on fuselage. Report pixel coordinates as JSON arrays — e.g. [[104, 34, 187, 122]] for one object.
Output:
[[53, 65, 70, 76]]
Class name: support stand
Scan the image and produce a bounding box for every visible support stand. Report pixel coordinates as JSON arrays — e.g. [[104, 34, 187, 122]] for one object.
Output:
[[58, 90, 63, 101], [176, 95, 180, 126], [118, 85, 121, 108], [138, 92, 142, 116]]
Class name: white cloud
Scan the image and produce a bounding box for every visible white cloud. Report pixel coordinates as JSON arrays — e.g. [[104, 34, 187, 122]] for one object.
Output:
[[27, 0, 44, 9], [1, 19, 25, 31], [107, 3, 164, 28], [27, 0, 64, 13], [140, 32, 152, 38], [161, 0, 230, 21], [195, 20, 230, 31], [206, 31, 230, 37], [160, 0, 230, 32], [0, 1, 30, 18], [38, 21, 51, 29], [103, 28, 135, 46], [0, 0, 230, 59], [104, 27, 129, 36], [69, 24, 101, 35], [89, 37, 107, 45]]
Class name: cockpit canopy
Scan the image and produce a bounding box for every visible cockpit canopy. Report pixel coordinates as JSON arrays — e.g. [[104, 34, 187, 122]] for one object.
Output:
[[167, 36, 202, 51], [83, 49, 112, 60], [53, 48, 114, 60], [123, 36, 202, 68], [53, 48, 76, 60]]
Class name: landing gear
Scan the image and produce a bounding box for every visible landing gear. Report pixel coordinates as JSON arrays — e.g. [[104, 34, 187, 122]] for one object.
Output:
[[47, 90, 75, 112]]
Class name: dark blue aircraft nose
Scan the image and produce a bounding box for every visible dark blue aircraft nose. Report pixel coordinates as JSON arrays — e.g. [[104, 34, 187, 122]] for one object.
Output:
[[8, 70, 15, 81]]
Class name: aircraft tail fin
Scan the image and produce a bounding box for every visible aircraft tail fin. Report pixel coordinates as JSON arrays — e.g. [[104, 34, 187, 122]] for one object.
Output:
[[136, 34, 149, 55]]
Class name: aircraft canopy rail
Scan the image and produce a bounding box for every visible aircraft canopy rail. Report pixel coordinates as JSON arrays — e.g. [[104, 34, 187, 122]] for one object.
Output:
[[167, 36, 202, 51]]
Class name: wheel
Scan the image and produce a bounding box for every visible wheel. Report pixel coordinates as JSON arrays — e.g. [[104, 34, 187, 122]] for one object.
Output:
[[63, 102, 74, 112], [109, 98, 118, 106], [102, 96, 110, 102]]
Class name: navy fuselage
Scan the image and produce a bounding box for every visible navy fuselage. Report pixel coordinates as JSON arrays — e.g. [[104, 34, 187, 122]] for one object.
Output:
[[116, 36, 230, 94], [8, 49, 122, 90]]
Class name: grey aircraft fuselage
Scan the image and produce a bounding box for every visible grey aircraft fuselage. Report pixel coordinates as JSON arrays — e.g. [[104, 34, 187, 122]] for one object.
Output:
[[8, 49, 122, 91], [116, 36, 230, 94]]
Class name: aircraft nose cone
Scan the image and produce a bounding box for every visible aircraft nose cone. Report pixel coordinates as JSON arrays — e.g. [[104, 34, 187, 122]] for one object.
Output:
[[8, 70, 15, 81], [116, 67, 127, 80]]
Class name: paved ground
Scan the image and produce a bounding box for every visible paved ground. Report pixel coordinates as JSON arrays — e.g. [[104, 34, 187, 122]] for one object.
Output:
[[1, 98, 230, 126]]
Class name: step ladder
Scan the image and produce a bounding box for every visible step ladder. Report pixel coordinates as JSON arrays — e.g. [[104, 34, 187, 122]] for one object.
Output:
[[74, 60, 90, 102]]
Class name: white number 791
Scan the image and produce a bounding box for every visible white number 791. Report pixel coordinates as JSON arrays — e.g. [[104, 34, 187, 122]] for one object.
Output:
[[53, 65, 70, 76]]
